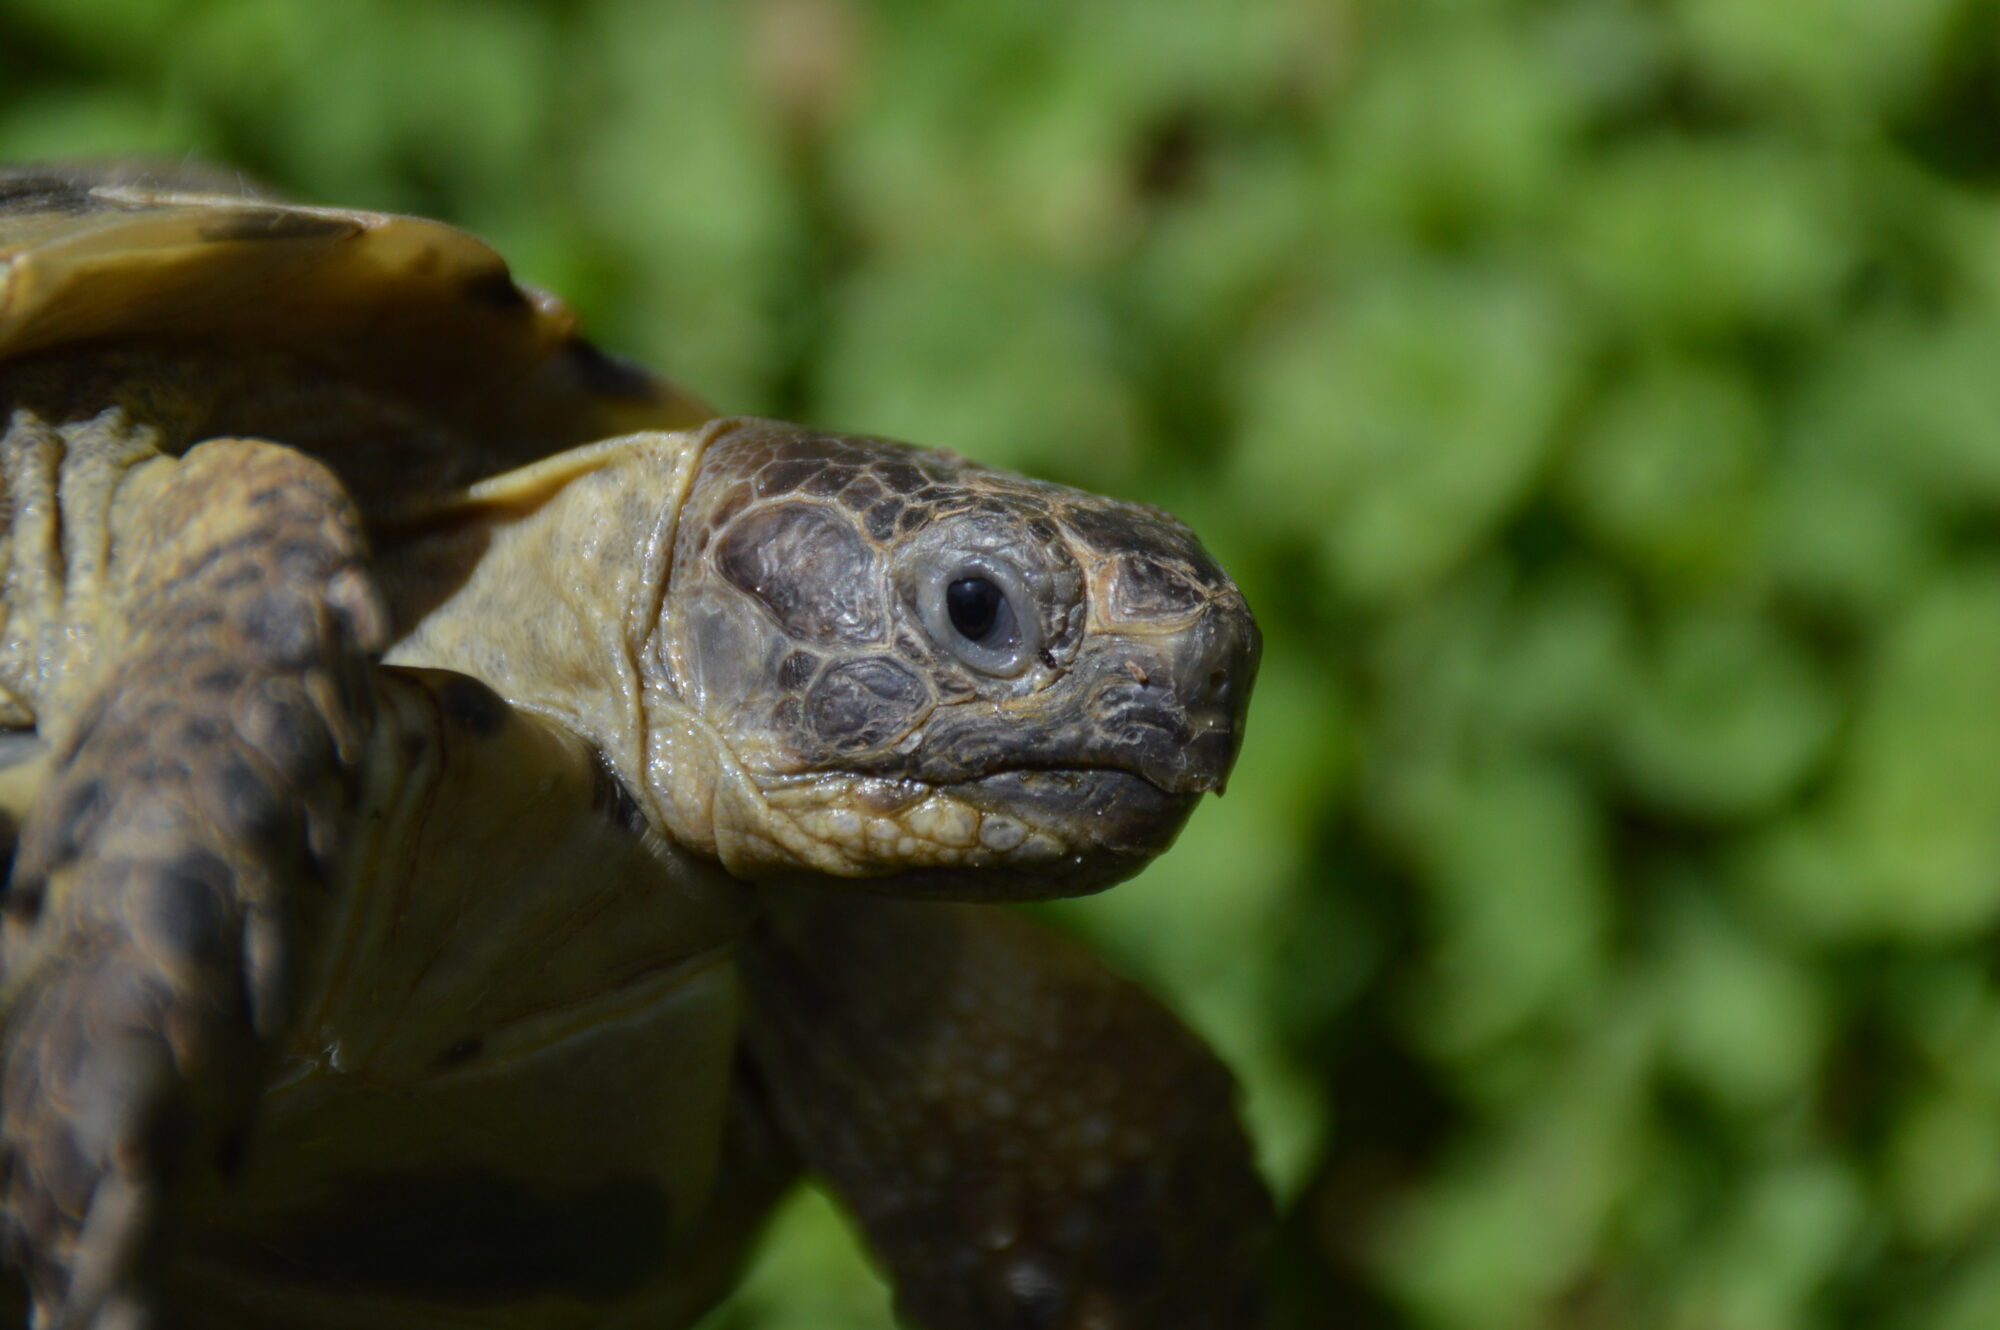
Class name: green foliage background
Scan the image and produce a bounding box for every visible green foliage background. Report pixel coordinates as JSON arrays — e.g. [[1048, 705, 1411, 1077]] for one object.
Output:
[[8, 0, 2000, 1325]]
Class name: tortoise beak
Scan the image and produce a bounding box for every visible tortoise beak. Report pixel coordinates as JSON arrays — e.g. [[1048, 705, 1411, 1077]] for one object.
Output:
[[1088, 599, 1261, 797]]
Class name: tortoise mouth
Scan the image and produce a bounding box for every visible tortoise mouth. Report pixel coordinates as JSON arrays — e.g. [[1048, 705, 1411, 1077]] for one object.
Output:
[[839, 765, 1200, 901], [953, 765, 1196, 846]]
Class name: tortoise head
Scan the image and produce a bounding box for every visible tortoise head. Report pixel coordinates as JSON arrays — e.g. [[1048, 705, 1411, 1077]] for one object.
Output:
[[643, 419, 1259, 899]]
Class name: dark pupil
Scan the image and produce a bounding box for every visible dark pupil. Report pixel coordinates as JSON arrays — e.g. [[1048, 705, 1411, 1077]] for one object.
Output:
[[946, 577, 1004, 642]]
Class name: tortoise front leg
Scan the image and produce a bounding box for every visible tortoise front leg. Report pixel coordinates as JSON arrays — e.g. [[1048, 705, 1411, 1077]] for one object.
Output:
[[0, 440, 384, 1328], [742, 892, 1273, 1330]]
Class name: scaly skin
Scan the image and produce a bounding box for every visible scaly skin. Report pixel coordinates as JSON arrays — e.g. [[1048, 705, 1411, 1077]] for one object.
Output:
[[0, 414, 1271, 1330], [0, 439, 385, 1327], [745, 891, 1272, 1329], [651, 419, 1257, 895], [0, 161, 1270, 1330]]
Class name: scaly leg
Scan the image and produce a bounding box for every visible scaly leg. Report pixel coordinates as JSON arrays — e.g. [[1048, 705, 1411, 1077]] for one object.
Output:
[[743, 892, 1273, 1330], [0, 440, 385, 1328]]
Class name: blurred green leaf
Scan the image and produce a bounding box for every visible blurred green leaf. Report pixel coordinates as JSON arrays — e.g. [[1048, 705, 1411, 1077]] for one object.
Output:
[[1566, 135, 1855, 336], [1614, 605, 1837, 820], [1325, 17, 1577, 243], [1829, 567, 2000, 937], [1678, 0, 1960, 117], [1234, 263, 1579, 601], [1655, 890, 1826, 1112], [1563, 357, 1767, 589]]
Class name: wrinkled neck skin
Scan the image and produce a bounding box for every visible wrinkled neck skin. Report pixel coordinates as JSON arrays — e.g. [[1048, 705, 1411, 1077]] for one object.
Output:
[[382, 424, 727, 856], [382, 420, 861, 880]]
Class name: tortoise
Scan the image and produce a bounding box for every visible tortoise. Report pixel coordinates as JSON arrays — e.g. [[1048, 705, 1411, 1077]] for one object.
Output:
[[0, 161, 1268, 1330]]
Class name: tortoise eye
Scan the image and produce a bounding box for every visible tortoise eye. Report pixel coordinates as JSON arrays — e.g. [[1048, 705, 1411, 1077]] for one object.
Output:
[[920, 560, 1039, 677], [946, 577, 1005, 642]]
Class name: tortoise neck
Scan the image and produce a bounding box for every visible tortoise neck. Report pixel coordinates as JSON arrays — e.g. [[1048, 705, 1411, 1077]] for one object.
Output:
[[381, 429, 712, 801]]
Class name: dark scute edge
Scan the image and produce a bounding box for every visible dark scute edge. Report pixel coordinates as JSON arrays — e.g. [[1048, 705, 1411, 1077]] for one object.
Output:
[[195, 209, 359, 244], [459, 265, 532, 313], [0, 175, 105, 218], [566, 339, 666, 402]]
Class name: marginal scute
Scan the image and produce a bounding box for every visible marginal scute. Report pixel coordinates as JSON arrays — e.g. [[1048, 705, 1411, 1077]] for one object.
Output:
[[0, 164, 719, 475]]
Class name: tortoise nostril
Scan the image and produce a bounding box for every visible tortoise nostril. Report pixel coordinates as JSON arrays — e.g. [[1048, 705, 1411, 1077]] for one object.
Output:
[[1207, 667, 1226, 694]]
